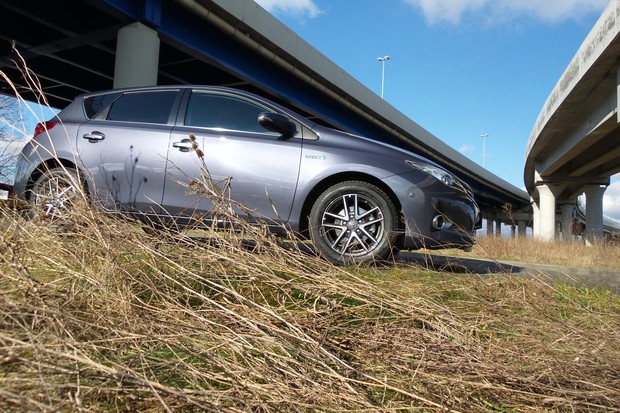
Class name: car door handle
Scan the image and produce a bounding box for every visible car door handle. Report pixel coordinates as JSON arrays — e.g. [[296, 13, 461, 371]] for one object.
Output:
[[173, 139, 193, 152], [83, 131, 105, 142]]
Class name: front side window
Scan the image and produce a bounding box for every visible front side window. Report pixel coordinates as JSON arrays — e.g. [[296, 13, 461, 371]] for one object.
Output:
[[185, 92, 269, 133], [106, 90, 178, 124]]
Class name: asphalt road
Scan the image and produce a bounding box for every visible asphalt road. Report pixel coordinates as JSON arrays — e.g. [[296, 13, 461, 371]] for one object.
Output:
[[397, 252, 620, 294]]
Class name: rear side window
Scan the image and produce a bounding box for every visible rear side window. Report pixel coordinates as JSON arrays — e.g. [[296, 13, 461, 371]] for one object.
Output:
[[106, 90, 178, 124], [185, 92, 268, 133], [83, 93, 120, 119]]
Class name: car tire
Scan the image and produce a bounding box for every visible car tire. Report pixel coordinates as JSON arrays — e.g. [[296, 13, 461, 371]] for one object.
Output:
[[309, 181, 400, 265], [28, 167, 84, 231]]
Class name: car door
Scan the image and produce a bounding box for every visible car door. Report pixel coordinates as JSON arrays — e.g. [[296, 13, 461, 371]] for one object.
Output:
[[163, 89, 303, 227], [75, 89, 181, 215]]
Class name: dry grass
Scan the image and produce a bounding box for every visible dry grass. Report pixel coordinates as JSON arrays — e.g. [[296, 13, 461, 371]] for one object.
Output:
[[470, 235, 620, 268], [1, 190, 619, 412]]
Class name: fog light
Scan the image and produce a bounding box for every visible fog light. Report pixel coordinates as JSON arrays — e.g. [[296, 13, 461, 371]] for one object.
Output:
[[432, 215, 445, 230]]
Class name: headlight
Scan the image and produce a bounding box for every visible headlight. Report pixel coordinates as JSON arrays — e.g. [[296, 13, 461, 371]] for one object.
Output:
[[405, 160, 455, 186]]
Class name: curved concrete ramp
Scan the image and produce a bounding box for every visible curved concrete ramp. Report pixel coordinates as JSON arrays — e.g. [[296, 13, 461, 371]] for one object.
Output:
[[525, 0, 620, 241]]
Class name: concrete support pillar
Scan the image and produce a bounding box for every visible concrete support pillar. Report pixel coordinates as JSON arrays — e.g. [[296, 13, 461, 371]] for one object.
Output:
[[476, 213, 486, 237], [531, 198, 540, 237], [559, 202, 575, 241], [495, 219, 502, 237], [511, 211, 530, 239], [617, 65, 620, 123], [583, 184, 607, 243], [535, 183, 559, 241], [114, 22, 160, 89], [486, 216, 494, 237], [518, 220, 527, 237]]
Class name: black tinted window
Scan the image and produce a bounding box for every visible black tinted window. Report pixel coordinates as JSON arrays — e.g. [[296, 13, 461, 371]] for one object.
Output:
[[83, 92, 121, 119], [185, 92, 268, 133], [106, 91, 177, 124]]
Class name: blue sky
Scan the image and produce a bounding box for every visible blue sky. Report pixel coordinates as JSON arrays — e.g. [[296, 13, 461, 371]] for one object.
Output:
[[255, 0, 620, 219]]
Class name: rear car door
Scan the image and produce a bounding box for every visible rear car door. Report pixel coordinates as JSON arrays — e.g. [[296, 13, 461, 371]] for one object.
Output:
[[163, 89, 303, 226], [76, 89, 181, 215]]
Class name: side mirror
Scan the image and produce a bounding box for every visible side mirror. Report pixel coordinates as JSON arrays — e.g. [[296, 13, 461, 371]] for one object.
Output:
[[258, 112, 297, 138]]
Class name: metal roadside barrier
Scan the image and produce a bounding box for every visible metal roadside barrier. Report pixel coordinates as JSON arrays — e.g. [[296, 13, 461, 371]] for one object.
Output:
[[0, 183, 15, 199], [0, 183, 29, 210]]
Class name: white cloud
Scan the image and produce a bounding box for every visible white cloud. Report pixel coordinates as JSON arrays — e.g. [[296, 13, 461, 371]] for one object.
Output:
[[402, 0, 608, 24], [254, 0, 322, 18], [458, 143, 475, 154], [604, 177, 620, 221], [402, 0, 485, 24]]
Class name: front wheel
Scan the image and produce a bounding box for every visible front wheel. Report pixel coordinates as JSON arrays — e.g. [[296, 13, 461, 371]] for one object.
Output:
[[309, 181, 400, 265]]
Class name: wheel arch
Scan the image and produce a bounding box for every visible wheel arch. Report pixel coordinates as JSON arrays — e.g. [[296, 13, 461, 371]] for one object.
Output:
[[297, 172, 404, 236], [27, 159, 87, 199]]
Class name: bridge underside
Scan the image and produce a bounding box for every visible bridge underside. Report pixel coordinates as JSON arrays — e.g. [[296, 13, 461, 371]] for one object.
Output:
[[0, 0, 530, 224]]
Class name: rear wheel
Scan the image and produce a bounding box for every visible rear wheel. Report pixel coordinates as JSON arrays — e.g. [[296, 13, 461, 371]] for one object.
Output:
[[29, 167, 84, 231], [309, 181, 400, 265]]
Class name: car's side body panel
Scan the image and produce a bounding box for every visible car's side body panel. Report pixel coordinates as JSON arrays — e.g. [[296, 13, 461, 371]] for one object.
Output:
[[77, 120, 174, 214], [164, 126, 303, 225], [13, 85, 480, 261]]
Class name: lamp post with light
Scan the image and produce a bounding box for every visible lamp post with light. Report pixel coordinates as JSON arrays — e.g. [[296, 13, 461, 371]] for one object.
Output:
[[377, 55, 390, 99], [481, 133, 489, 168]]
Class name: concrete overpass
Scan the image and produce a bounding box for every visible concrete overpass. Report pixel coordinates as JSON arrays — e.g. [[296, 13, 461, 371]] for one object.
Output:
[[0, 0, 531, 233], [525, 0, 620, 242]]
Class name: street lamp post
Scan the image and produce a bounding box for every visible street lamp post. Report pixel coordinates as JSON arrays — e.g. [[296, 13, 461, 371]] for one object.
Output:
[[377, 55, 390, 99], [481, 133, 489, 168]]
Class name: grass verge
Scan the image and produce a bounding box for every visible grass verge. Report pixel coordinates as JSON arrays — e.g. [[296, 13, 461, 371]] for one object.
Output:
[[1, 199, 619, 412]]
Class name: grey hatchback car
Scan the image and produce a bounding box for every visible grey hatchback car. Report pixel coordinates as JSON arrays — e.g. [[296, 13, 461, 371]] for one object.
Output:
[[14, 85, 479, 264]]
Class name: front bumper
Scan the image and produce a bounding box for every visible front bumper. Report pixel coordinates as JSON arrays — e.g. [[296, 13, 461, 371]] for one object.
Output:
[[383, 172, 479, 251], [402, 197, 478, 250]]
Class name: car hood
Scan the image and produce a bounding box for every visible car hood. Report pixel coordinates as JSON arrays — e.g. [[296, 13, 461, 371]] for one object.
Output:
[[310, 124, 445, 169]]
